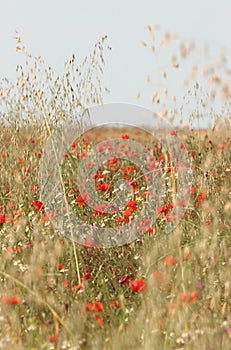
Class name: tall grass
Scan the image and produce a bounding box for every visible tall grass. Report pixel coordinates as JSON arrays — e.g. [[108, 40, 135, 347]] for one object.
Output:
[[0, 28, 231, 350]]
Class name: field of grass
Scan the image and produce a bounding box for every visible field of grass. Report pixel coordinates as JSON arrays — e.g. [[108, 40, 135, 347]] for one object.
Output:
[[0, 31, 231, 350], [0, 122, 231, 350]]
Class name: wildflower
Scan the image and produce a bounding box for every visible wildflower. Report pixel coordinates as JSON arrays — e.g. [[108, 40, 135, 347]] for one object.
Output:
[[123, 209, 133, 223], [81, 272, 92, 281], [0, 214, 6, 224], [179, 290, 199, 305], [108, 157, 117, 167], [95, 314, 103, 324], [95, 301, 104, 312], [196, 191, 206, 207], [48, 334, 59, 342], [118, 274, 130, 284], [129, 278, 147, 292], [72, 284, 83, 292], [120, 133, 129, 140], [96, 183, 109, 191], [32, 200, 44, 212], [71, 141, 77, 149], [137, 218, 154, 234], [63, 280, 69, 292], [127, 199, 138, 211], [86, 302, 95, 312], [164, 256, 178, 267], [84, 301, 104, 312], [178, 142, 185, 150], [93, 204, 107, 217], [2, 296, 19, 305], [110, 298, 121, 308], [75, 192, 90, 207], [156, 205, 169, 218], [58, 264, 65, 271]]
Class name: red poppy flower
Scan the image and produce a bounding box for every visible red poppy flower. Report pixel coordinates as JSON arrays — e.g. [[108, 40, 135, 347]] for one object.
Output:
[[81, 272, 92, 281], [196, 191, 206, 207], [32, 200, 44, 212], [63, 280, 69, 291], [85, 301, 104, 312], [95, 314, 103, 324], [129, 279, 147, 292], [0, 214, 6, 224], [118, 274, 130, 284], [179, 290, 198, 305], [96, 183, 109, 191], [123, 209, 133, 223], [178, 142, 185, 150], [58, 264, 65, 271], [2, 296, 19, 305], [110, 298, 121, 308], [127, 199, 138, 211], [164, 256, 178, 267], [93, 204, 107, 217], [48, 334, 59, 343], [156, 205, 168, 218], [95, 301, 104, 312], [121, 133, 129, 139], [72, 284, 83, 292], [75, 192, 90, 207]]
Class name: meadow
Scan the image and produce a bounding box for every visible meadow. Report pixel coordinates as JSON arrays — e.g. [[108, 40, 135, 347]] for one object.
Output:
[[0, 29, 231, 349]]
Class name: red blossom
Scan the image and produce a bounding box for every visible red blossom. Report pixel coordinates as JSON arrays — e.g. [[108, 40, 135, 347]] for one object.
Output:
[[81, 272, 92, 281], [179, 290, 199, 305], [196, 191, 206, 207], [75, 192, 90, 207], [48, 334, 59, 343], [156, 205, 169, 218], [32, 200, 44, 212], [93, 204, 107, 217], [127, 199, 138, 210], [108, 157, 117, 167], [118, 274, 130, 284], [123, 209, 133, 223], [178, 141, 185, 150], [72, 284, 83, 292], [96, 183, 109, 191], [129, 278, 147, 293], [164, 256, 178, 267], [2, 296, 19, 305], [110, 298, 121, 308], [95, 314, 103, 324], [0, 214, 6, 224], [58, 264, 65, 271], [120, 133, 130, 140], [84, 301, 104, 313], [95, 301, 104, 312], [63, 280, 69, 291]]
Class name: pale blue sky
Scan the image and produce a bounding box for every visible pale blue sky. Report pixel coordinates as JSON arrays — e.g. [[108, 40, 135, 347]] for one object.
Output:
[[1, 0, 231, 125]]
